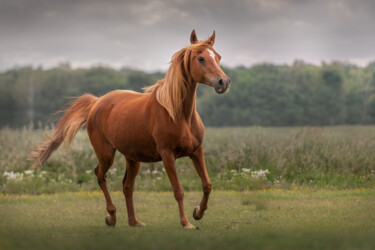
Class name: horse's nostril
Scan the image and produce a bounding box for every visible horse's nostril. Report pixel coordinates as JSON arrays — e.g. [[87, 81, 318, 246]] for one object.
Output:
[[218, 79, 224, 86]]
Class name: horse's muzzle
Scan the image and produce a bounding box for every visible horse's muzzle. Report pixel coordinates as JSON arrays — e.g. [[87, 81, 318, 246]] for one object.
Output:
[[214, 77, 231, 94]]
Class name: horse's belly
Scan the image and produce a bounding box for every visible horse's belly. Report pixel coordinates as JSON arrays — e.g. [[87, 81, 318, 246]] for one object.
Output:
[[117, 144, 162, 163], [111, 129, 161, 162], [115, 132, 200, 162], [125, 152, 162, 163]]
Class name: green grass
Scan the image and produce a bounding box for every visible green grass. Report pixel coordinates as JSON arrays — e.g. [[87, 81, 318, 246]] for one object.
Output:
[[1, 126, 375, 194], [2, 126, 374, 249], [0, 126, 375, 194], [1, 189, 374, 250], [1, 126, 374, 249]]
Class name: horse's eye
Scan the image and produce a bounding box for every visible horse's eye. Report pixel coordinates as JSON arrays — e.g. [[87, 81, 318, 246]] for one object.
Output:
[[198, 57, 205, 62]]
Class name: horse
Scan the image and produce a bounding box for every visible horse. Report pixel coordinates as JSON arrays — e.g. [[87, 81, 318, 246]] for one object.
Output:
[[30, 30, 231, 229]]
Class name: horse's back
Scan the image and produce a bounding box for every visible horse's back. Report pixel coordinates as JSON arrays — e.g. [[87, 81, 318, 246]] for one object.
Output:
[[87, 90, 147, 128], [97, 90, 144, 105]]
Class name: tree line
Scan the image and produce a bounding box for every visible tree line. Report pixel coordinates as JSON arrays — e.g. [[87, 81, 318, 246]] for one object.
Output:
[[1, 61, 375, 128]]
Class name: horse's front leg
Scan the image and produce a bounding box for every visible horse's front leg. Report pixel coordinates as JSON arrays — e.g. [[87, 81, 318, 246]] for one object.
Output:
[[189, 146, 212, 220], [160, 149, 197, 229]]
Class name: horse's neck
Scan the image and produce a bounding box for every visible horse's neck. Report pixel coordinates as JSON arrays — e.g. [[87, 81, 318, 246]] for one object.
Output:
[[181, 81, 198, 123]]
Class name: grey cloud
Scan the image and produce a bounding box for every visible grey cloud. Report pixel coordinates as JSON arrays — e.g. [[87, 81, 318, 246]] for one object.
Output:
[[0, 0, 374, 71]]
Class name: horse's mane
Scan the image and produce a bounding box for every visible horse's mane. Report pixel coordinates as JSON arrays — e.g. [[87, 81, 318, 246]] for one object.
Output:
[[144, 41, 210, 123]]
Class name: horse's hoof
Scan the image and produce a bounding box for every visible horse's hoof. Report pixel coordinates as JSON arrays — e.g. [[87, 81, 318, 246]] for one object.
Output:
[[105, 215, 116, 227], [193, 206, 202, 220]]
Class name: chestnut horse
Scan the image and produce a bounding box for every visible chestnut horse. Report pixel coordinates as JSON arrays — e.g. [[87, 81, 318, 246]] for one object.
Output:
[[31, 30, 231, 229]]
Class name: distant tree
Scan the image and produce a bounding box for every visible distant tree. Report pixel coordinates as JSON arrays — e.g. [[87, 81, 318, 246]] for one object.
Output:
[[0, 62, 374, 128]]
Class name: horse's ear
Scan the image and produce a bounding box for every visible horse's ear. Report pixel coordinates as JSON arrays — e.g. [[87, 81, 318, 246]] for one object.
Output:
[[190, 29, 198, 44], [207, 30, 216, 46]]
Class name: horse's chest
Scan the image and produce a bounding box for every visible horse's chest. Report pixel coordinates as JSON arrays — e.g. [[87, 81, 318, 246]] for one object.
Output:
[[174, 129, 203, 157]]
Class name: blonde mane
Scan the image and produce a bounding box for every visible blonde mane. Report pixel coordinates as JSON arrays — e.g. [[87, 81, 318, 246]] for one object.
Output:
[[144, 42, 210, 123]]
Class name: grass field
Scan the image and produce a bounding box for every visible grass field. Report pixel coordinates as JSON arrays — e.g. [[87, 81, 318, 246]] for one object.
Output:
[[1, 189, 374, 250], [1, 126, 375, 194], [1, 126, 375, 249]]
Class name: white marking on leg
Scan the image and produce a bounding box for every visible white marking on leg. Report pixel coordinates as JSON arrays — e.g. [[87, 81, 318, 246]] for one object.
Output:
[[207, 49, 218, 66]]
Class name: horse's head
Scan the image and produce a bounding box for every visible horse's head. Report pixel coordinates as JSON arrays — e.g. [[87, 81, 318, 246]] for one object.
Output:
[[143, 30, 231, 122], [188, 30, 231, 94]]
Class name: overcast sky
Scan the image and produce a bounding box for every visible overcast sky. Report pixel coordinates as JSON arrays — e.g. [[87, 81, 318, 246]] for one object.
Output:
[[1, 0, 375, 72]]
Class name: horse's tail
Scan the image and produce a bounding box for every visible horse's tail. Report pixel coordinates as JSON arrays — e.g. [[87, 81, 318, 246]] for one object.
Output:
[[29, 94, 98, 169]]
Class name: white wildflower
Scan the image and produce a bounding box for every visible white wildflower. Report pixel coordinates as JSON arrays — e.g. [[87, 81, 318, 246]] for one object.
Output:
[[242, 168, 251, 173], [24, 170, 34, 175], [108, 168, 117, 174], [3, 171, 24, 181], [38, 171, 47, 178], [251, 169, 269, 178], [142, 169, 151, 175]]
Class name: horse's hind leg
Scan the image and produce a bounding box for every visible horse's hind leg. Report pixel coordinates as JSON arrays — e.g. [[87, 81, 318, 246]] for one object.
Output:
[[122, 158, 145, 226], [93, 142, 117, 227]]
